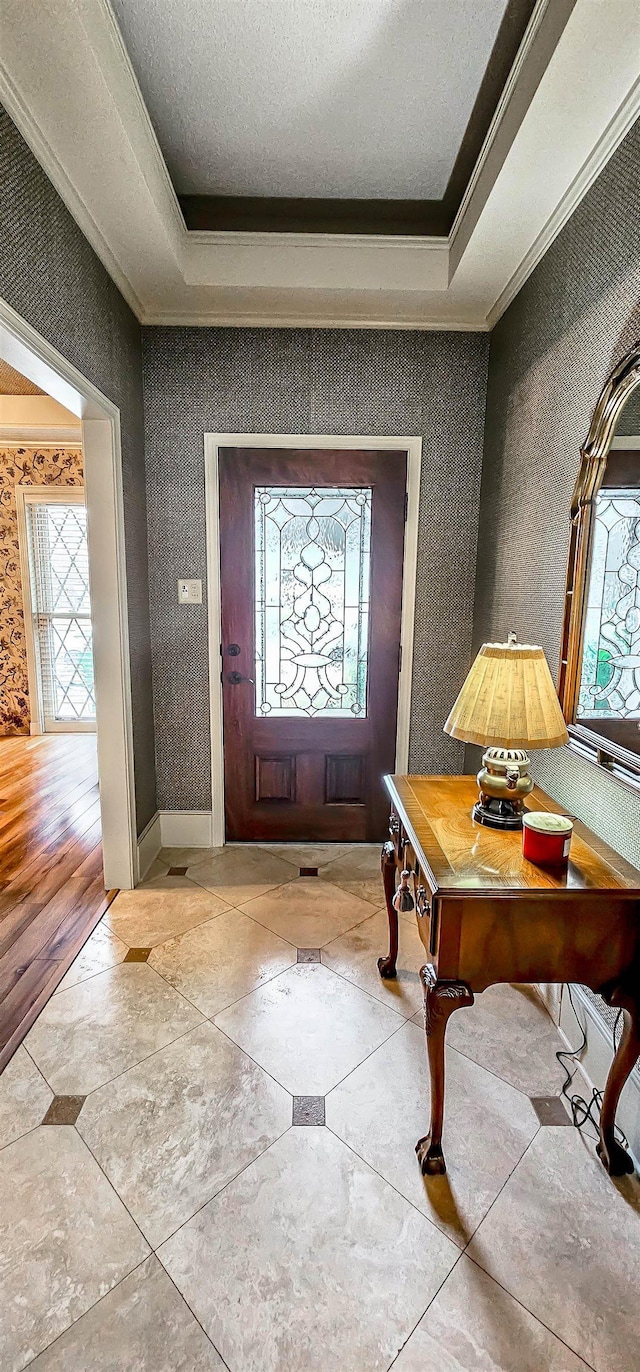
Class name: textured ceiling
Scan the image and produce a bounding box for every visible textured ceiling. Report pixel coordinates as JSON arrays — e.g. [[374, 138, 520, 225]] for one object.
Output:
[[110, 0, 509, 200], [0, 359, 44, 395]]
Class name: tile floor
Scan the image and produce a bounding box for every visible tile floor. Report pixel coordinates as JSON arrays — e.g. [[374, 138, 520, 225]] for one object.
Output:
[[1, 843, 639, 1371]]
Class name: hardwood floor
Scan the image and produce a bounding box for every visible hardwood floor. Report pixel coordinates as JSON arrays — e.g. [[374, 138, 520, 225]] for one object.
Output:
[[0, 733, 116, 1073]]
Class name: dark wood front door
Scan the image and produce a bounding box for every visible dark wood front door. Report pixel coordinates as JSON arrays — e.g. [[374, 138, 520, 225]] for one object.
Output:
[[219, 447, 407, 841]]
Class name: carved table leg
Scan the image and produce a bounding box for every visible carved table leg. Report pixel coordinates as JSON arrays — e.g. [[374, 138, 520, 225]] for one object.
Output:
[[416, 964, 474, 1176], [377, 840, 398, 979], [597, 983, 640, 1176]]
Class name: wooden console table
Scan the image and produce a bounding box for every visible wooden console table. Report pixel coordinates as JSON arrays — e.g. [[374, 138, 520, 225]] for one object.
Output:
[[379, 775, 640, 1178]]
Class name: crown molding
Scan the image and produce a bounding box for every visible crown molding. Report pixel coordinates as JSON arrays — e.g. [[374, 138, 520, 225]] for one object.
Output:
[[0, 426, 82, 445], [0, 0, 639, 329], [486, 69, 640, 327]]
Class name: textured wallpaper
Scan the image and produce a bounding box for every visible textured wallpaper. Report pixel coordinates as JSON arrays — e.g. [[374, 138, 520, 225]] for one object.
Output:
[[0, 106, 156, 831], [0, 447, 84, 733], [473, 114, 640, 871], [143, 327, 489, 810]]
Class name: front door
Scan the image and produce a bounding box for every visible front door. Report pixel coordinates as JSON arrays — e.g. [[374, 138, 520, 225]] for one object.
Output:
[[219, 447, 407, 841]]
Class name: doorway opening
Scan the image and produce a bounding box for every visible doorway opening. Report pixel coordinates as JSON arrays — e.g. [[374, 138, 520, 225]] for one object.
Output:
[[0, 299, 137, 1069]]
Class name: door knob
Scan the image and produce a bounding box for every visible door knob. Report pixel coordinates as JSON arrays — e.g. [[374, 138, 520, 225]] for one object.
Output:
[[227, 671, 254, 685], [226, 644, 241, 656]]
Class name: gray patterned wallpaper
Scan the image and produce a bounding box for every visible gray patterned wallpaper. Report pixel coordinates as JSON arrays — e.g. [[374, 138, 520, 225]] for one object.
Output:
[[473, 114, 640, 871], [0, 106, 156, 833], [143, 328, 489, 810]]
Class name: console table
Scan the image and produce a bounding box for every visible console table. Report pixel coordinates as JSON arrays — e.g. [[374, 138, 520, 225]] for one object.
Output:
[[379, 775, 640, 1178]]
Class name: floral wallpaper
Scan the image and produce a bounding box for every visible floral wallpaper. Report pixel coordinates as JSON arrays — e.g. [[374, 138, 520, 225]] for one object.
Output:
[[0, 447, 84, 734]]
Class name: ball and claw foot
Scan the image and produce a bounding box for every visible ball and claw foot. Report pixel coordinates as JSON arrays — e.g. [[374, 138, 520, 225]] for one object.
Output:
[[377, 955, 397, 980], [596, 1135, 634, 1176], [415, 1133, 446, 1176]]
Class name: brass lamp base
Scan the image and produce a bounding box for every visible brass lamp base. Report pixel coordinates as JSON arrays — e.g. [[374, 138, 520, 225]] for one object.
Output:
[[472, 796, 526, 830], [473, 746, 534, 831]]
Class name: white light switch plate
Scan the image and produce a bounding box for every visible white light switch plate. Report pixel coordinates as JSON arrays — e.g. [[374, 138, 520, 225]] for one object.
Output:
[[177, 579, 202, 604]]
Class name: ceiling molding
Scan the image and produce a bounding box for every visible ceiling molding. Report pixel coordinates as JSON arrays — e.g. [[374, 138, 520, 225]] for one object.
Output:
[[0, 0, 638, 329], [486, 70, 640, 327]]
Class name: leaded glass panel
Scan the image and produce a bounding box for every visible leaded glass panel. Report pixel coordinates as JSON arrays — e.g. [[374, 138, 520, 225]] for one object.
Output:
[[254, 486, 371, 717], [578, 489, 640, 719]]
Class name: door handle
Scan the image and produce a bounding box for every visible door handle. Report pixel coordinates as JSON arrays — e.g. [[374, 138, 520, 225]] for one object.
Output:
[[227, 671, 254, 685]]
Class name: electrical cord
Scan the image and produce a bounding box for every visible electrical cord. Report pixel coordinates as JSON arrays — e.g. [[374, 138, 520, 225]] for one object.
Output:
[[555, 984, 629, 1151]]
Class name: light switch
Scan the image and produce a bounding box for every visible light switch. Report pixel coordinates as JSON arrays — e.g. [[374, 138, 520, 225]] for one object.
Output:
[[177, 579, 202, 604]]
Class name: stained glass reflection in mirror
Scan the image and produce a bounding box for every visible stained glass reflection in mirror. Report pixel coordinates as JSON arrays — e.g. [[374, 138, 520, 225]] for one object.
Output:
[[254, 486, 372, 717], [578, 489, 640, 719]]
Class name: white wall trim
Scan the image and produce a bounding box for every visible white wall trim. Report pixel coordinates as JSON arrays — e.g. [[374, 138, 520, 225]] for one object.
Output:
[[0, 426, 82, 445], [0, 298, 137, 889], [136, 810, 161, 879], [558, 984, 640, 1164], [204, 433, 422, 847], [159, 811, 214, 849]]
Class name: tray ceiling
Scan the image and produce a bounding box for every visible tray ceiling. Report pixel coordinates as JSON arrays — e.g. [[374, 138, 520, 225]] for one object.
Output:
[[110, 0, 509, 201], [1, 0, 639, 328]]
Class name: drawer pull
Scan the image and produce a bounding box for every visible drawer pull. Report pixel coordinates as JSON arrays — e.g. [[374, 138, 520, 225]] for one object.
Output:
[[393, 869, 414, 914], [416, 885, 431, 918]]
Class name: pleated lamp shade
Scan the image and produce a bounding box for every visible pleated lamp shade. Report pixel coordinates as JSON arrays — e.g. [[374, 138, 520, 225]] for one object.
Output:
[[444, 637, 569, 750]]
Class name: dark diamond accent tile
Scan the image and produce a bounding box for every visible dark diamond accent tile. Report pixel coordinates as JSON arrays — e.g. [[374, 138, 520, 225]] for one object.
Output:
[[299, 866, 319, 876], [293, 1096, 325, 1126], [168, 866, 188, 876], [297, 948, 321, 963], [124, 947, 152, 962], [530, 1095, 572, 1126], [42, 1095, 86, 1126]]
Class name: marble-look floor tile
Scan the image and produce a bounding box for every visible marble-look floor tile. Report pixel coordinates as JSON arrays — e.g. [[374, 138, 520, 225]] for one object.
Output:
[[446, 982, 566, 1096], [159, 1127, 458, 1372], [216, 962, 403, 1095], [25, 964, 203, 1095], [322, 908, 425, 1017], [394, 1255, 591, 1371], [28, 1256, 225, 1370], [160, 846, 217, 868], [105, 886, 229, 948], [326, 1021, 538, 1247], [240, 877, 373, 947], [54, 921, 128, 993], [0, 1046, 52, 1149], [149, 908, 297, 1016], [468, 1126, 640, 1372], [187, 846, 297, 905], [319, 844, 386, 905], [0, 1126, 148, 1372], [257, 843, 357, 870], [78, 1021, 291, 1247], [136, 874, 200, 892]]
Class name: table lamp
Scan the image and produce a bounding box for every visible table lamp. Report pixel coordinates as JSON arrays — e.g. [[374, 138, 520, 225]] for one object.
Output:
[[444, 632, 569, 829]]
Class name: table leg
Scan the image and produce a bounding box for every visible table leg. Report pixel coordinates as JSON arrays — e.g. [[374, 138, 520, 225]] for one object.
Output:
[[416, 964, 474, 1176], [597, 982, 640, 1176], [377, 840, 398, 980]]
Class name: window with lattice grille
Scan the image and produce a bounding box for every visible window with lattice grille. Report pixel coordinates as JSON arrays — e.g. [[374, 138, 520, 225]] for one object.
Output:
[[20, 492, 96, 731]]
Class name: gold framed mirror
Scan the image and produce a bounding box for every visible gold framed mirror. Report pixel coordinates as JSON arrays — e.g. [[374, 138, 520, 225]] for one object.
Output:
[[560, 342, 640, 779]]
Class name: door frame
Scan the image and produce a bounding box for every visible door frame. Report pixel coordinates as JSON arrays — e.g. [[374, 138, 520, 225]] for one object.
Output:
[[15, 484, 96, 735], [0, 297, 137, 888], [204, 432, 422, 847]]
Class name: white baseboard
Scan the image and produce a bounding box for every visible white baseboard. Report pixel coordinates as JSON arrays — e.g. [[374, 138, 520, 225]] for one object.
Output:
[[557, 984, 640, 1165], [159, 810, 214, 848], [136, 810, 161, 883]]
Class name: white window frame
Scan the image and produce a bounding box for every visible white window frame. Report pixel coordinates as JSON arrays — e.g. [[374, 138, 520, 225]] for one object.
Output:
[[204, 432, 422, 848], [16, 483, 97, 735]]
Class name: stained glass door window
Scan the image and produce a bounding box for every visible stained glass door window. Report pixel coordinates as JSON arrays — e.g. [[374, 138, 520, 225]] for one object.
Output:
[[254, 486, 372, 717], [26, 499, 96, 728], [578, 489, 640, 719]]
